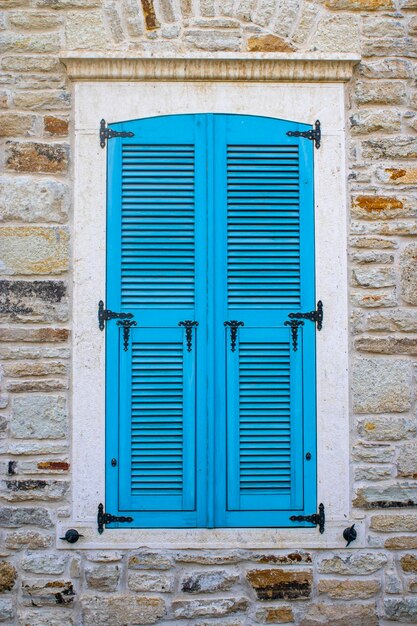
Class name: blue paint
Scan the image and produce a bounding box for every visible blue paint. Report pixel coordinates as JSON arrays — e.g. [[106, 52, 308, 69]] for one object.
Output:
[[106, 114, 316, 528]]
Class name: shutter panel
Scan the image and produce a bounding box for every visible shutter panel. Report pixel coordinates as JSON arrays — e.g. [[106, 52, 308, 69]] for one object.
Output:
[[106, 115, 208, 528], [213, 115, 316, 527]]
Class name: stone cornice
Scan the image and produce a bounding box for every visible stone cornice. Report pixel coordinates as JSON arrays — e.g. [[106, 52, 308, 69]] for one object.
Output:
[[60, 53, 360, 83]]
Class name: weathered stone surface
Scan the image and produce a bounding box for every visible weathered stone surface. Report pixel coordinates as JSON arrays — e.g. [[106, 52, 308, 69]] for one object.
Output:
[[371, 514, 417, 532], [246, 569, 312, 600], [176, 551, 244, 565], [36, 0, 101, 6], [362, 138, 417, 160], [85, 564, 120, 592], [44, 115, 69, 136], [128, 550, 173, 570], [0, 441, 68, 456], [351, 110, 401, 135], [318, 578, 380, 599], [254, 606, 294, 623], [185, 29, 241, 50], [0, 31, 60, 53], [182, 569, 238, 593], [397, 442, 417, 478], [6, 380, 68, 393], [65, 11, 108, 49], [401, 555, 417, 573], [172, 597, 249, 619], [0, 178, 69, 223], [355, 466, 391, 481], [13, 90, 71, 110], [0, 478, 69, 502], [4, 360, 67, 377], [351, 290, 397, 308], [9, 10, 62, 29], [385, 568, 403, 594], [352, 195, 414, 220], [0, 506, 52, 527], [0, 560, 17, 592], [11, 395, 67, 439], [299, 603, 378, 626], [22, 554, 67, 574], [355, 336, 417, 356], [325, 0, 393, 8], [378, 167, 417, 185], [250, 552, 312, 565], [128, 571, 174, 592], [6, 141, 68, 174], [384, 598, 417, 622], [359, 58, 412, 79], [350, 235, 397, 249], [319, 553, 387, 575], [81, 594, 165, 625], [401, 244, 417, 305], [385, 536, 417, 549], [352, 267, 395, 288], [0, 597, 13, 621], [355, 81, 407, 105], [0, 327, 69, 343], [352, 444, 394, 463], [359, 310, 417, 332], [22, 579, 75, 607], [354, 484, 417, 509], [353, 358, 411, 414], [310, 14, 360, 52], [247, 35, 294, 51], [0, 112, 36, 137], [0, 226, 69, 275], [18, 611, 74, 626], [5, 530, 52, 550], [0, 280, 68, 323], [19, 460, 70, 473], [357, 416, 417, 441], [2, 55, 60, 72]]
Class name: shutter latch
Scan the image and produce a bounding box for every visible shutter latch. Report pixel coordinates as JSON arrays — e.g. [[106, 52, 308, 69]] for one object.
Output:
[[289, 300, 323, 330], [97, 503, 133, 534], [100, 119, 135, 148], [98, 300, 134, 331], [179, 320, 199, 352], [287, 120, 321, 149], [224, 321, 244, 352], [290, 503, 325, 534]]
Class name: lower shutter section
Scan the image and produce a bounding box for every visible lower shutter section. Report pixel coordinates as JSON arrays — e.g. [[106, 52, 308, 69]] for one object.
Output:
[[118, 326, 198, 526]]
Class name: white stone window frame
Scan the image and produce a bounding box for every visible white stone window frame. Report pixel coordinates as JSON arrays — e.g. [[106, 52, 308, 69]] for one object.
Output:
[[58, 54, 360, 550]]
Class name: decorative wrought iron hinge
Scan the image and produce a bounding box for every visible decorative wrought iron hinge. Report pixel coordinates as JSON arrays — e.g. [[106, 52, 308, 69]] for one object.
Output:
[[179, 320, 199, 352], [97, 503, 133, 534], [289, 300, 323, 331], [224, 320, 244, 352], [287, 120, 321, 149], [98, 300, 134, 331], [117, 319, 137, 351], [100, 119, 135, 149], [290, 503, 325, 534], [284, 319, 304, 351]]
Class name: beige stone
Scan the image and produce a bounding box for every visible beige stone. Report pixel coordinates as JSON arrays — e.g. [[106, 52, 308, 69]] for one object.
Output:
[[354, 484, 417, 509], [0, 327, 69, 343], [401, 244, 417, 305], [44, 116, 69, 136], [299, 603, 378, 626], [385, 536, 417, 549], [401, 554, 417, 573], [5, 530, 52, 550], [0, 178, 69, 223], [350, 110, 401, 135], [359, 311, 417, 332], [0, 560, 17, 592], [359, 58, 412, 79], [0, 113, 36, 137], [352, 267, 395, 288], [352, 195, 414, 220], [0, 479, 69, 502], [355, 81, 407, 105], [9, 11, 62, 29], [6, 141, 69, 174], [0, 32, 60, 53], [254, 606, 294, 623], [247, 35, 295, 52], [129, 550, 173, 569], [246, 569, 312, 600], [371, 514, 417, 532], [378, 168, 417, 184], [13, 91, 71, 110], [318, 579, 380, 599], [1, 55, 60, 72], [350, 236, 397, 249], [397, 442, 417, 478], [22, 579, 75, 607], [172, 597, 249, 619], [355, 336, 417, 356], [357, 417, 417, 441], [81, 594, 165, 624], [65, 11, 110, 49], [362, 138, 417, 160], [324, 0, 393, 8], [0, 227, 69, 275], [353, 358, 412, 413], [4, 361, 67, 377], [351, 290, 397, 308], [319, 553, 387, 575], [128, 571, 174, 592], [310, 14, 360, 52], [85, 564, 120, 592]]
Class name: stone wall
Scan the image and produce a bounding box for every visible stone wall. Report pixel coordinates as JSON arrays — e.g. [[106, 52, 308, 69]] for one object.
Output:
[[1, 0, 417, 624]]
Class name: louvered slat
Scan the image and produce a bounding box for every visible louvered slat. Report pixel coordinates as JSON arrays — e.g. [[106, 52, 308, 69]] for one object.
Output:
[[121, 145, 195, 309], [227, 145, 300, 308]]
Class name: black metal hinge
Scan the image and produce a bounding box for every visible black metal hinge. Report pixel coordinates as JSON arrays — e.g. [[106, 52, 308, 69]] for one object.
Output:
[[287, 120, 321, 149], [98, 300, 134, 331], [289, 300, 323, 331], [97, 503, 133, 534], [290, 503, 325, 534], [100, 119, 135, 149]]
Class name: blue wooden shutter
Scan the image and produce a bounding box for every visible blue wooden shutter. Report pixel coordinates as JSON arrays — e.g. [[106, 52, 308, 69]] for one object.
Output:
[[212, 115, 316, 527], [106, 115, 208, 528]]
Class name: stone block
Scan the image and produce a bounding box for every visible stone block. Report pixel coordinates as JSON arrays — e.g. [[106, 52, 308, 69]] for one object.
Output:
[[6, 142, 68, 174], [352, 195, 413, 220], [0, 112, 36, 137], [324, 0, 393, 8], [354, 484, 417, 509], [13, 90, 71, 110], [0, 226, 69, 275], [352, 267, 395, 288], [80, 594, 166, 625], [0, 441, 68, 456], [397, 442, 417, 478], [2, 55, 60, 72], [128, 571, 174, 592], [359, 58, 412, 79], [0, 478, 69, 502], [0, 280, 68, 323], [0, 597, 14, 622], [0, 178, 69, 223], [65, 11, 109, 49], [273, 0, 300, 38], [350, 250, 392, 265], [254, 606, 294, 623], [384, 598, 417, 622], [355, 81, 407, 105], [351, 110, 401, 135], [371, 514, 417, 532], [181, 569, 238, 593], [7, 380, 68, 393], [385, 536, 417, 549], [249, 551, 312, 565], [351, 290, 397, 308], [355, 336, 417, 356], [0, 32, 60, 53], [128, 550, 174, 569], [0, 506, 52, 527], [36, 0, 101, 6], [175, 550, 244, 564], [18, 611, 74, 626], [353, 358, 412, 413], [319, 552, 387, 575], [401, 555, 417, 573], [355, 466, 391, 481], [22, 554, 67, 574], [19, 460, 70, 473], [401, 244, 417, 305], [85, 564, 120, 592], [350, 236, 397, 249], [377, 167, 417, 185], [362, 138, 417, 160], [4, 360, 67, 377], [352, 444, 394, 463], [299, 603, 378, 626], [4, 530, 52, 550], [246, 569, 312, 600], [0, 560, 17, 592], [318, 578, 380, 599], [44, 116, 69, 136], [22, 579, 75, 607], [310, 15, 360, 52], [172, 597, 249, 619], [11, 395, 67, 439], [357, 416, 417, 441], [247, 35, 294, 52], [0, 327, 69, 343], [185, 29, 241, 51], [85, 552, 122, 563], [9, 10, 62, 29]]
